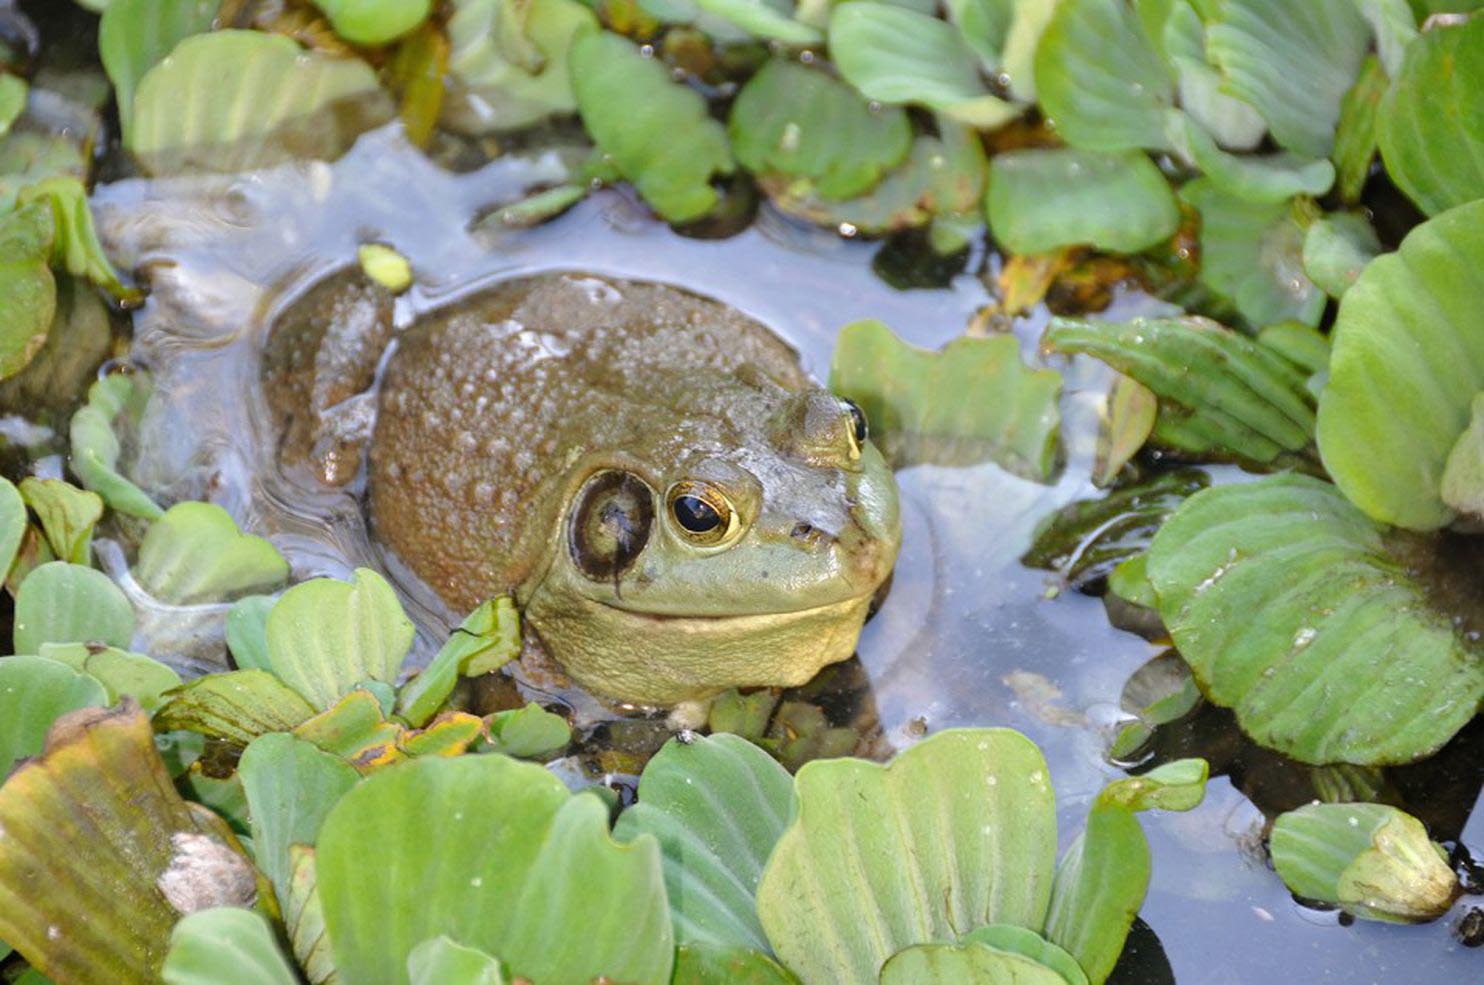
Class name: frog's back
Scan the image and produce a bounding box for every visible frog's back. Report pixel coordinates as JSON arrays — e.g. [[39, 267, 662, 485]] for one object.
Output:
[[369, 273, 808, 613]]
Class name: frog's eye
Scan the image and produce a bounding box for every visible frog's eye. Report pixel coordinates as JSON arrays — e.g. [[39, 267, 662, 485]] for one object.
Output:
[[842, 398, 868, 447], [667, 481, 738, 547], [569, 470, 654, 580]]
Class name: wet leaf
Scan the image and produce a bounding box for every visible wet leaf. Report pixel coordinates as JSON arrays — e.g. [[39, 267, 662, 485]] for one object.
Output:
[[986, 147, 1179, 256], [672, 942, 799, 984], [69, 374, 165, 521], [294, 688, 482, 769], [729, 58, 911, 201], [1270, 803, 1460, 923], [1205, 0, 1371, 158], [879, 942, 1068, 984], [396, 597, 521, 726], [0, 703, 257, 983], [1331, 55, 1386, 203], [134, 502, 289, 605], [284, 847, 337, 985], [1146, 474, 1484, 764], [17, 478, 100, 566], [155, 670, 319, 745], [357, 243, 412, 294], [645, 0, 821, 43], [1180, 179, 1324, 328], [266, 568, 413, 710], [1301, 211, 1380, 299], [0, 202, 56, 382], [13, 561, 134, 653], [1044, 316, 1315, 464], [1095, 375, 1158, 486], [707, 688, 778, 742], [756, 729, 1057, 984], [131, 30, 391, 174], [37, 643, 182, 713], [17, 176, 141, 303], [829, 319, 1062, 479], [317, 753, 673, 985], [571, 31, 733, 224], [0, 477, 24, 581], [99, 0, 220, 145], [962, 925, 1089, 985], [1378, 15, 1484, 215], [225, 595, 274, 672], [1161, 1, 1265, 152], [484, 703, 571, 759], [0, 655, 107, 777], [1257, 321, 1330, 378], [1317, 198, 1484, 529], [614, 733, 792, 953], [828, 2, 1023, 128], [161, 908, 298, 985], [407, 937, 505, 985], [1173, 116, 1335, 204], [310, 0, 432, 45]]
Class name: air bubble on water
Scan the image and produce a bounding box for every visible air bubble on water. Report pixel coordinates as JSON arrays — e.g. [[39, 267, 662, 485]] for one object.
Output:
[[838, 222, 859, 238]]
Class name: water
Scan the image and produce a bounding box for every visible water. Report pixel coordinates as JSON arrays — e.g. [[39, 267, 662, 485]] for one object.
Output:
[[91, 125, 1483, 982]]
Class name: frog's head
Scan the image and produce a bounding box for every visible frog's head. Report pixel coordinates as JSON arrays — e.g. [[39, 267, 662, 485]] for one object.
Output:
[[521, 380, 901, 706]]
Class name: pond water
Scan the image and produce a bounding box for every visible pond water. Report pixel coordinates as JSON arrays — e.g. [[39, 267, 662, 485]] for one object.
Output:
[[91, 124, 1483, 982]]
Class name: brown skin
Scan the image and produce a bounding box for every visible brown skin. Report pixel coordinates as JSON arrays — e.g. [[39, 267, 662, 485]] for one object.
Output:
[[264, 272, 901, 705]]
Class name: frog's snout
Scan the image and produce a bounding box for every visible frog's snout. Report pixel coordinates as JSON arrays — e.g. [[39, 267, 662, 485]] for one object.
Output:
[[769, 390, 867, 470]]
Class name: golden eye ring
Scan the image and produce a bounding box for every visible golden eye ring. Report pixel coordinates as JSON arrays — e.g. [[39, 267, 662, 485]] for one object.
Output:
[[667, 481, 739, 547], [841, 398, 867, 460]]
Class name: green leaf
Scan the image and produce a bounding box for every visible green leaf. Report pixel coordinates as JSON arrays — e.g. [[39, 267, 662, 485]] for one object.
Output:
[[654, 0, 823, 43], [154, 669, 319, 745], [0, 477, 24, 581], [571, 31, 733, 224], [1205, 0, 1371, 158], [986, 147, 1179, 255], [1146, 474, 1484, 764], [407, 937, 505, 985], [1358, 0, 1419, 76], [756, 729, 1057, 984], [1258, 320, 1331, 378], [1441, 393, 1484, 519], [1270, 803, 1460, 923], [484, 703, 571, 759], [311, 0, 433, 44], [0, 73, 25, 139], [615, 733, 792, 953], [0, 655, 107, 777], [829, 319, 1062, 478], [0, 203, 57, 382], [16, 177, 142, 303], [961, 927, 1088, 984], [1301, 212, 1380, 299], [1095, 374, 1158, 486], [828, 2, 1023, 128], [317, 754, 673, 985], [134, 502, 289, 605], [673, 944, 798, 983], [879, 942, 1069, 984], [266, 568, 414, 710], [14, 561, 134, 653], [1317, 198, 1484, 529], [162, 909, 298, 985], [1180, 178, 1325, 328], [443, 0, 597, 134], [239, 732, 360, 909], [130, 30, 391, 174], [1331, 55, 1387, 204], [284, 847, 337, 985], [99, 0, 220, 145], [1044, 317, 1315, 464], [69, 374, 165, 520], [17, 478, 101, 566], [1163, 2, 1266, 151], [397, 597, 521, 726], [225, 595, 275, 671], [1173, 115, 1336, 204], [1379, 15, 1484, 215], [1035, 0, 1174, 152], [37, 644, 182, 713], [729, 59, 911, 201]]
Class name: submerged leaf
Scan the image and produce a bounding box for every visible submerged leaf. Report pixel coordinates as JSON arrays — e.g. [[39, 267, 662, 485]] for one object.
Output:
[[162, 908, 299, 985], [13, 561, 134, 653], [69, 374, 164, 520], [829, 319, 1062, 478], [134, 502, 289, 605], [1146, 474, 1484, 764]]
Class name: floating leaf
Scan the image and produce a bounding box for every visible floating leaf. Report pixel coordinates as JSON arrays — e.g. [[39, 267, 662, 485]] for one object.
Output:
[[1180, 179, 1325, 328], [1332, 55, 1386, 203], [1258, 320, 1331, 378], [1035, 0, 1173, 152], [962, 925, 1089, 985], [357, 243, 412, 294], [1317, 198, 1484, 529], [99, 0, 220, 145], [161, 908, 299, 985], [729, 58, 911, 201], [134, 502, 289, 605], [756, 729, 1057, 984], [1441, 394, 1484, 520], [396, 597, 521, 726], [155, 670, 319, 746], [1044, 316, 1315, 464], [1301, 211, 1380, 299], [284, 847, 337, 985], [879, 942, 1068, 984], [311, 0, 432, 44], [1270, 802, 1460, 923], [13, 561, 135, 653], [38, 643, 182, 713], [266, 568, 414, 710], [1146, 474, 1484, 764], [17, 478, 100, 566], [225, 595, 274, 672], [69, 374, 165, 521], [571, 31, 733, 224], [239, 732, 360, 908], [16, 177, 142, 304], [0, 202, 56, 382], [1173, 116, 1335, 204], [484, 703, 571, 759], [828, 2, 1022, 128], [0, 73, 24, 138], [0, 477, 24, 580], [317, 754, 673, 985], [829, 319, 1062, 478], [0, 703, 257, 983], [1378, 15, 1484, 215], [1162, 1, 1266, 152], [642, 0, 821, 43], [1205, 0, 1371, 158], [0, 655, 107, 777], [407, 937, 505, 985], [615, 733, 792, 953], [1095, 375, 1158, 486], [295, 688, 482, 769], [986, 147, 1179, 255], [672, 943, 799, 984], [131, 30, 391, 174]]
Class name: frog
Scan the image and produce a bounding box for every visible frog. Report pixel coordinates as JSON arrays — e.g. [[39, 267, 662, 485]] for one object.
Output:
[[262, 271, 901, 705]]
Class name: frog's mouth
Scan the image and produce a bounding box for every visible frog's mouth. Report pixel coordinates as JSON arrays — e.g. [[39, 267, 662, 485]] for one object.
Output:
[[591, 593, 872, 626]]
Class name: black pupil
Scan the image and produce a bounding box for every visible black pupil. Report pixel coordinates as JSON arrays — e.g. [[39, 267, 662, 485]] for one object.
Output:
[[673, 495, 721, 533], [845, 401, 868, 443]]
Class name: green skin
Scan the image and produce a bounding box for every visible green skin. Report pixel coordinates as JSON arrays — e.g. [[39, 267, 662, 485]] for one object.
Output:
[[263, 272, 901, 705]]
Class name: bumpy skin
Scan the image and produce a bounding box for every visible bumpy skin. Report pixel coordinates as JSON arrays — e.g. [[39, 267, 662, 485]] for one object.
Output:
[[268, 272, 901, 705]]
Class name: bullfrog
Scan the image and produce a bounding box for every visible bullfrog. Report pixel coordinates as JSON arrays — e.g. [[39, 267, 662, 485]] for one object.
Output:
[[263, 272, 901, 705]]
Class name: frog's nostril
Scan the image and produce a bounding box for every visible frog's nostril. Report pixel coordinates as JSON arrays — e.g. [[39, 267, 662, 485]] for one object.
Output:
[[790, 522, 831, 546]]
